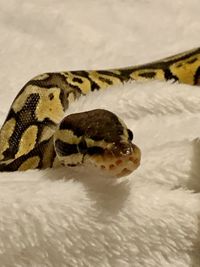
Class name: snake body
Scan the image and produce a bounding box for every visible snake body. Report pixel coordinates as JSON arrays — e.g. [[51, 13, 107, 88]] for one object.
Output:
[[0, 47, 200, 176]]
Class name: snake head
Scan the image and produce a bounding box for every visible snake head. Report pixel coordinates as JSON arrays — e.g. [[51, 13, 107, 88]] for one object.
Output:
[[54, 109, 141, 178]]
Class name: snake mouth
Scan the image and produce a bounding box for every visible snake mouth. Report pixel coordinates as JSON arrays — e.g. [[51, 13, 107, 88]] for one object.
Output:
[[55, 137, 141, 178], [84, 142, 141, 178]]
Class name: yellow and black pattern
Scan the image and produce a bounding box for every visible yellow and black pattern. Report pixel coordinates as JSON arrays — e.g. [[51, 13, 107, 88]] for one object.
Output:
[[0, 47, 199, 173]]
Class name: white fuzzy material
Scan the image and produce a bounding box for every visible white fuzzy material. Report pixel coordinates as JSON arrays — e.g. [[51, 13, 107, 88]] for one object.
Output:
[[0, 1, 200, 266]]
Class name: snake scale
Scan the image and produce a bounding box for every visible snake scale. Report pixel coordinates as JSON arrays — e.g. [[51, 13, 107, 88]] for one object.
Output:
[[0, 47, 199, 177]]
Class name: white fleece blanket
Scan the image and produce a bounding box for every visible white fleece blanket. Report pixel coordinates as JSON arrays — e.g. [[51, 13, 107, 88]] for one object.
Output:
[[0, 1, 200, 266]]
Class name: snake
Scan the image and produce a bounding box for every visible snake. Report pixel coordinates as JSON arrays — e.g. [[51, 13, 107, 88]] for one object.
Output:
[[0, 47, 199, 177]]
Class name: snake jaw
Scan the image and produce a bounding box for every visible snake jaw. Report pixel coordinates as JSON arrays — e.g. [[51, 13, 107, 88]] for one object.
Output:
[[84, 141, 141, 178], [54, 134, 141, 178]]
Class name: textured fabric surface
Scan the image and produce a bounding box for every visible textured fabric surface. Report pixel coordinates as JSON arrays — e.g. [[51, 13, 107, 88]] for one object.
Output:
[[0, 1, 200, 266]]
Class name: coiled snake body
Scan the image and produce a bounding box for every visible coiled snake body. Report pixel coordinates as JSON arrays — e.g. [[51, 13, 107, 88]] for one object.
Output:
[[0, 47, 200, 177]]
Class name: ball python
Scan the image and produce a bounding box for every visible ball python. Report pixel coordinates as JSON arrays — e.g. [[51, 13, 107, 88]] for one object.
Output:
[[0, 47, 199, 177]]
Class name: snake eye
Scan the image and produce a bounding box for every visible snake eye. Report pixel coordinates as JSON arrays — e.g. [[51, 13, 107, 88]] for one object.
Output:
[[127, 129, 133, 141]]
